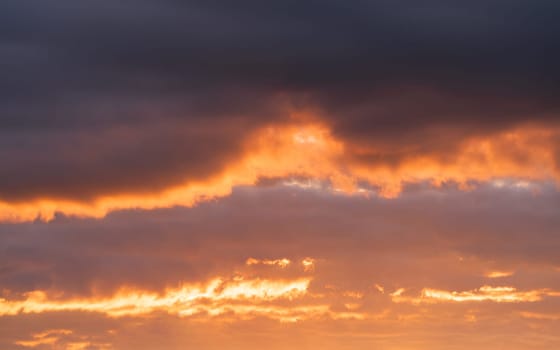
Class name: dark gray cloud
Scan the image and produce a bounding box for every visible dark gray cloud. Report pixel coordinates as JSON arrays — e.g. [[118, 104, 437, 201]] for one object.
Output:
[[1, 0, 560, 200]]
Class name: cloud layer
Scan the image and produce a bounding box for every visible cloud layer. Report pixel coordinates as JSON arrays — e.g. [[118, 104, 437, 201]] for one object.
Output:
[[1, 0, 560, 219], [2, 1, 560, 349]]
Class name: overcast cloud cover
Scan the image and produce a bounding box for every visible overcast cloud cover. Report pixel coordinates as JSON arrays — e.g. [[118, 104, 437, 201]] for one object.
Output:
[[1, 1, 560, 349], [2, 0, 560, 200]]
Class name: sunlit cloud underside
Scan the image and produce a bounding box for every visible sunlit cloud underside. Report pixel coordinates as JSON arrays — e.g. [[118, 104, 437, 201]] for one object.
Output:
[[1, 122, 558, 222]]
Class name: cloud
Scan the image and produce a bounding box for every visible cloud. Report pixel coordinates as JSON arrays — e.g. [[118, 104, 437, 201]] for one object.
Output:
[[485, 271, 515, 278], [0, 275, 321, 322], [14, 329, 112, 350], [1, 183, 560, 298], [391, 285, 560, 304], [246, 258, 292, 268], [15, 329, 73, 348], [2, 2, 560, 348], [1, 121, 559, 222], [1, 0, 560, 218]]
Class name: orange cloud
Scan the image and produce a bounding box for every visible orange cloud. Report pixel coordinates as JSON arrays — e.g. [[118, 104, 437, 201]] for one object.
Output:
[[1, 121, 558, 222], [246, 258, 291, 268], [0, 273, 366, 323], [519, 311, 560, 321], [15, 329, 73, 348], [0, 277, 311, 320], [392, 285, 560, 304], [15, 329, 112, 350], [301, 257, 316, 272], [485, 270, 515, 278]]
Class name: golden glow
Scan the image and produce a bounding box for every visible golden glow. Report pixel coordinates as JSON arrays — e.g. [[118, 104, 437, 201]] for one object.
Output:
[[485, 270, 515, 278], [67, 343, 102, 350], [0, 277, 313, 320], [15, 329, 73, 348], [0, 123, 345, 222], [342, 291, 364, 299], [0, 272, 367, 323], [4, 274, 560, 349], [246, 257, 291, 268], [15, 329, 112, 350], [1, 122, 559, 222], [301, 257, 316, 272], [392, 285, 560, 304], [519, 311, 560, 320]]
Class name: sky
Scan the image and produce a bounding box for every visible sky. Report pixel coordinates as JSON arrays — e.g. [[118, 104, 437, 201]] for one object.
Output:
[[1, 1, 560, 349]]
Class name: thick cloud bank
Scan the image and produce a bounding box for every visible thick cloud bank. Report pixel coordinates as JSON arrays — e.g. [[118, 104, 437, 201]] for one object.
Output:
[[1, 0, 560, 210]]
